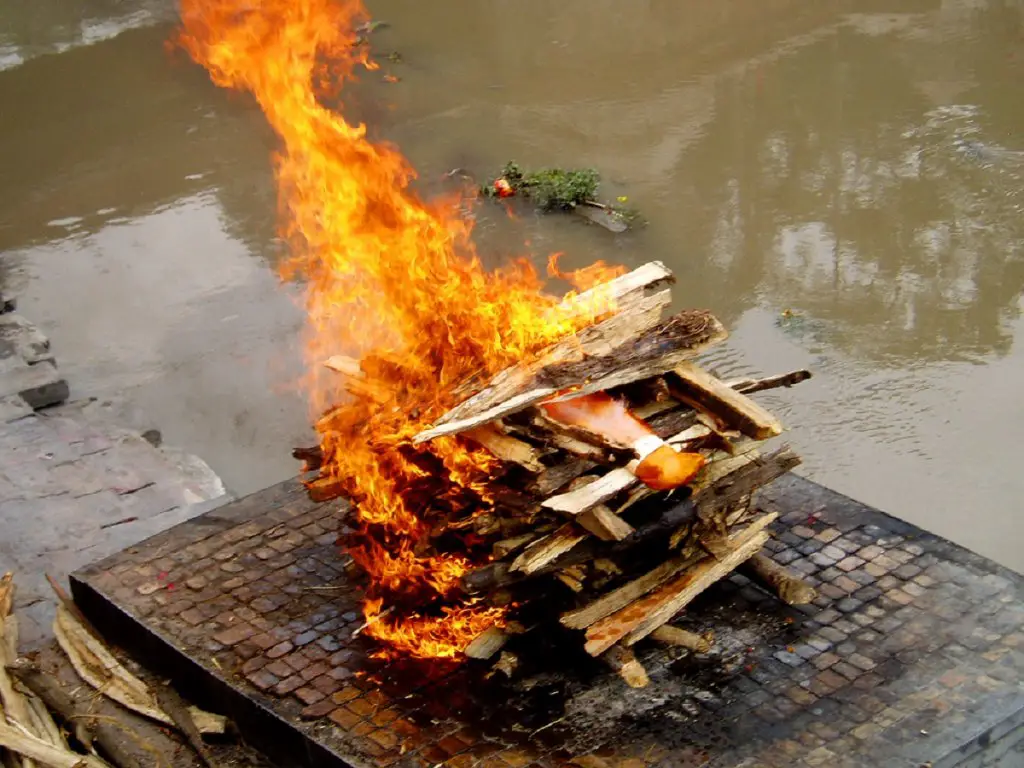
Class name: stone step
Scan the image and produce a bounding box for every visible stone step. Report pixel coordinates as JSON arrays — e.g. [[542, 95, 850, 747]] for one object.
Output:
[[0, 312, 53, 364], [0, 359, 69, 409]]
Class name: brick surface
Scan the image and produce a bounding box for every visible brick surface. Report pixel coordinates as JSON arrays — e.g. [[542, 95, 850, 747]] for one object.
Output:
[[70, 474, 1024, 768]]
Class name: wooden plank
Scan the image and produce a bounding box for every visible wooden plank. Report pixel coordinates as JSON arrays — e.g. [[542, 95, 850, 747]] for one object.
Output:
[[464, 626, 508, 660], [577, 504, 635, 541], [669, 362, 783, 439], [621, 529, 770, 648], [463, 423, 544, 472], [581, 513, 777, 655], [414, 307, 727, 443], [509, 523, 587, 574], [561, 556, 692, 631]]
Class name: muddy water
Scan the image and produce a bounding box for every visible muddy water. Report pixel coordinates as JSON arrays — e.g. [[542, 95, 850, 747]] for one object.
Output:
[[1, 1, 1022, 571]]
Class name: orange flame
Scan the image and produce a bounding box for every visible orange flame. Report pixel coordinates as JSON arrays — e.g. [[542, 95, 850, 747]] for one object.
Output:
[[176, 0, 619, 659]]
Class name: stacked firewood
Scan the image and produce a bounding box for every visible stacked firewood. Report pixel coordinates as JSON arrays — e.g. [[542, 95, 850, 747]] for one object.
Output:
[[309, 262, 814, 687], [0, 573, 226, 768]]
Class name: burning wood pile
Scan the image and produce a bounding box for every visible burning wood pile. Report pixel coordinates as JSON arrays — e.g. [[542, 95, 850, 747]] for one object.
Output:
[[299, 261, 813, 687]]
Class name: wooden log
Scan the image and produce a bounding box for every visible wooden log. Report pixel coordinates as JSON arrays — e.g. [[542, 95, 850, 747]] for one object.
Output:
[[153, 684, 221, 768], [739, 553, 817, 605], [464, 626, 508, 660], [649, 625, 713, 653], [463, 423, 544, 472], [668, 362, 783, 440], [509, 523, 587, 574], [601, 645, 649, 688], [414, 308, 727, 443], [577, 504, 634, 542], [582, 513, 776, 655], [7, 661, 142, 768], [726, 369, 812, 395]]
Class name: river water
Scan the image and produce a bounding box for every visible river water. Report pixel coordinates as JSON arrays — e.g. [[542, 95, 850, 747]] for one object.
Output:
[[1, 1, 1022, 571]]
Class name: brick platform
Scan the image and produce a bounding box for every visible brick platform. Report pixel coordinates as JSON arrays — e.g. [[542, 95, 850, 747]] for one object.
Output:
[[70, 474, 1024, 768]]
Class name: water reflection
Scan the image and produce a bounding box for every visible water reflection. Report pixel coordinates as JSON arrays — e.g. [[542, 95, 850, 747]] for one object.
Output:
[[674, 15, 1024, 365]]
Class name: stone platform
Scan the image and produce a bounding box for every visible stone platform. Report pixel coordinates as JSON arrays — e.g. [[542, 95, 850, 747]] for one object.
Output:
[[70, 475, 1023, 768], [0, 299, 228, 647]]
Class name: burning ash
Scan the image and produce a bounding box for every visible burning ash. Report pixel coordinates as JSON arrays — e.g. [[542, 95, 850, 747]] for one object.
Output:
[[175, 0, 623, 659]]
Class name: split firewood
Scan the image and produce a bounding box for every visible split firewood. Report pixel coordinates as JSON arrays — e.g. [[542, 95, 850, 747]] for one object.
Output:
[[414, 306, 728, 443], [646, 369, 811, 440], [577, 504, 634, 542], [0, 723, 109, 768], [52, 605, 225, 736], [445, 261, 675, 407], [464, 626, 508, 660], [668, 362, 783, 440], [7, 661, 141, 768], [561, 555, 694, 630], [556, 565, 587, 592], [323, 355, 389, 403], [0, 574, 12, 620], [492, 534, 536, 559], [486, 651, 519, 680], [464, 423, 544, 472], [649, 625, 714, 653], [583, 514, 777, 656], [463, 446, 799, 595], [510, 523, 587, 574], [0, 575, 39, 768], [530, 457, 598, 496], [542, 465, 638, 516], [739, 553, 817, 605], [600, 645, 649, 688]]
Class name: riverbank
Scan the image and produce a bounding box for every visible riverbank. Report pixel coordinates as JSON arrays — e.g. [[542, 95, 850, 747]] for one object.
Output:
[[0, 296, 228, 648]]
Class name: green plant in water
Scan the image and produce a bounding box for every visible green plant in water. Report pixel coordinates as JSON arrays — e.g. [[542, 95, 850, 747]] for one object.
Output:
[[483, 161, 643, 230], [484, 162, 599, 210]]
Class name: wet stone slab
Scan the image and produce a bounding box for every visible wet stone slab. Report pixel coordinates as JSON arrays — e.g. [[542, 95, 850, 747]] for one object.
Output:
[[70, 475, 1024, 768]]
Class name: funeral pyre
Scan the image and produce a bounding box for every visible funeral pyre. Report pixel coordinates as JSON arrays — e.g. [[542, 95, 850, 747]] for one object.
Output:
[[176, 0, 814, 686]]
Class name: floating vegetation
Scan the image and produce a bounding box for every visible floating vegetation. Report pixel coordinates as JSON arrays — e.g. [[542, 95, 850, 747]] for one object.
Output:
[[483, 161, 644, 232]]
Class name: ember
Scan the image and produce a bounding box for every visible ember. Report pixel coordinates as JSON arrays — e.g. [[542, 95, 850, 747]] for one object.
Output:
[[176, 0, 813, 678]]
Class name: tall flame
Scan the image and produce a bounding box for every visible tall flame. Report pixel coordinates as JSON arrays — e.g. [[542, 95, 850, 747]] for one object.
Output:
[[176, 0, 622, 659]]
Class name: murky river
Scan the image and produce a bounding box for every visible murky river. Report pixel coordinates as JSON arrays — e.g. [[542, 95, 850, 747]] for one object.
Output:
[[1, 1, 1022, 571]]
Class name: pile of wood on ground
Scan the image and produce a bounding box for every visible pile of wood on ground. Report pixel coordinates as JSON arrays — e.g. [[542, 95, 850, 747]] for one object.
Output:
[[0, 572, 226, 768], [304, 262, 815, 687]]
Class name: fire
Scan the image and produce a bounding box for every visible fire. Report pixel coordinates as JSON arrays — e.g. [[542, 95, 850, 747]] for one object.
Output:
[[176, 0, 621, 659]]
